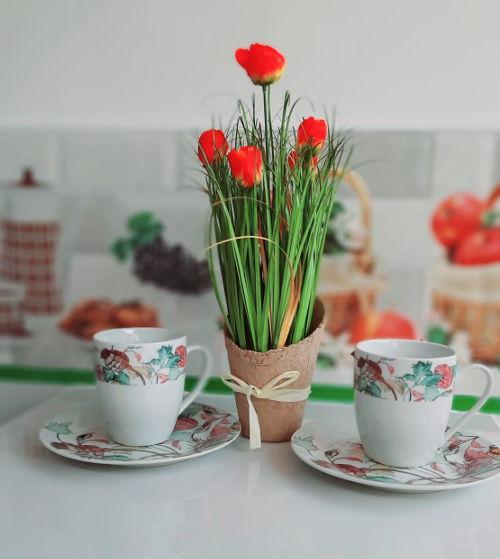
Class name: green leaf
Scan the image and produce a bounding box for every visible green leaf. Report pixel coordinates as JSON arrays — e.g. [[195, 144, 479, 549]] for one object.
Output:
[[422, 373, 442, 387], [317, 352, 336, 368], [330, 200, 346, 219], [111, 238, 132, 262], [127, 211, 156, 232], [402, 373, 415, 384], [132, 228, 162, 247], [126, 212, 164, 248], [366, 475, 397, 483], [482, 210, 500, 228], [147, 345, 180, 370], [104, 368, 116, 382], [412, 361, 433, 383], [424, 385, 440, 401], [425, 325, 451, 346], [117, 372, 131, 385], [46, 421, 72, 435], [368, 382, 382, 398], [104, 455, 133, 461]]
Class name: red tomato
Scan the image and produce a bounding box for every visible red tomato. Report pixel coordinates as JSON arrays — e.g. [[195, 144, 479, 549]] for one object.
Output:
[[349, 310, 417, 344], [453, 228, 500, 266], [431, 193, 485, 249]]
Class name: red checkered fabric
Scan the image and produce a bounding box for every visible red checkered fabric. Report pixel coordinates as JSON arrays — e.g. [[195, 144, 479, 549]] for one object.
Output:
[[1, 220, 62, 314], [0, 300, 26, 336]]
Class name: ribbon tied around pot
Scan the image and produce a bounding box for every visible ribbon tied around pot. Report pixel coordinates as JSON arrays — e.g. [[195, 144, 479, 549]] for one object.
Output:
[[220, 370, 311, 449]]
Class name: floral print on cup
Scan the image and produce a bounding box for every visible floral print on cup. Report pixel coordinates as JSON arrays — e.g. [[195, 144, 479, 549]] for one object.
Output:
[[95, 343, 187, 386], [354, 353, 456, 402]]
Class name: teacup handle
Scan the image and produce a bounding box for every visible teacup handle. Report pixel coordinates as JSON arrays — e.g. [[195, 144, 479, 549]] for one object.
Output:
[[444, 363, 494, 443], [179, 345, 213, 413]]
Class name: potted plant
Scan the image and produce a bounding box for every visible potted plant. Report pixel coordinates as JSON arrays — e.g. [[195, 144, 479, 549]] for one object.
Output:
[[197, 43, 351, 448]]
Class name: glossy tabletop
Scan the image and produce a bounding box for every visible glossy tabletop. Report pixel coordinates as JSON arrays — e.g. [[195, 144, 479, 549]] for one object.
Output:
[[2, 387, 500, 559]]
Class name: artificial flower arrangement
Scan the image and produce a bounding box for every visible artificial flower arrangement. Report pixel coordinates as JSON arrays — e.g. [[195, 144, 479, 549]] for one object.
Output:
[[197, 44, 351, 447]]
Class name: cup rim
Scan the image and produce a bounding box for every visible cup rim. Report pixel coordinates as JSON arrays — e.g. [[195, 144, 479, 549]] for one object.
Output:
[[355, 338, 456, 361], [93, 327, 185, 345]]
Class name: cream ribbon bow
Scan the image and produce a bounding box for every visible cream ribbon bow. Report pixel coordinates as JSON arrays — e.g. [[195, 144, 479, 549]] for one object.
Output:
[[220, 370, 311, 450]]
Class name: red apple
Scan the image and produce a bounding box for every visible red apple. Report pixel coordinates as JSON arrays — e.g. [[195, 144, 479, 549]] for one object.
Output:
[[431, 193, 485, 249], [349, 310, 417, 344], [453, 228, 500, 266]]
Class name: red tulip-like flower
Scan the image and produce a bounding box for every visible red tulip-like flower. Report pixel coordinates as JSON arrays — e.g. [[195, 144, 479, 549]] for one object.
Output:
[[297, 117, 328, 154], [197, 129, 229, 167], [436, 364, 454, 390], [175, 345, 187, 368], [227, 146, 263, 189], [235, 44, 286, 86], [288, 150, 318, 172]]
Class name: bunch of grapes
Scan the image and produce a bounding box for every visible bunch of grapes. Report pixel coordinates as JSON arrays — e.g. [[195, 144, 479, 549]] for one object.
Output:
[[133, 236, 211, 294]]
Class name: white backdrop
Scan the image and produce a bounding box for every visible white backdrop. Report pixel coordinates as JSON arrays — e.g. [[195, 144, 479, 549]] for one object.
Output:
[[0, 0, 499, 129]]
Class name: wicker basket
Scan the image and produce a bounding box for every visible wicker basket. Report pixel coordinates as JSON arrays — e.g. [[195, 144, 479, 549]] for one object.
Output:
[[318, 170, 384, 336], [430, 261, 500, 364]]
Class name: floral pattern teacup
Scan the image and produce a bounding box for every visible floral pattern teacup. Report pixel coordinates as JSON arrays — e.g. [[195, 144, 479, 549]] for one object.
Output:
[[353, 339, 494, 468], [93, 328, 212, 446]]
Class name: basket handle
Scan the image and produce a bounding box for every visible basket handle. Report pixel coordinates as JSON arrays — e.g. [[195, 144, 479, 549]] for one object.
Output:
[[335, 169, 374, 273]]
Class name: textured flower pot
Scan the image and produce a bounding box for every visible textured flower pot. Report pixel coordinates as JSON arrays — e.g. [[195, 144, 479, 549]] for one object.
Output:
[[224, 300, 325, 443]]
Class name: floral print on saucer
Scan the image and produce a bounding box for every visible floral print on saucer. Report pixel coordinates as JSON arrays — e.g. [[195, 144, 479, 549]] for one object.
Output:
[[40, 403, 240, 467], [292, 422, 500, 493]]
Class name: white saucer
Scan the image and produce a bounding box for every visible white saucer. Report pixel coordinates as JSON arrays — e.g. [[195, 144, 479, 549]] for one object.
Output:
[[40, 402, 241, 467], [292, 422, 500, 493]]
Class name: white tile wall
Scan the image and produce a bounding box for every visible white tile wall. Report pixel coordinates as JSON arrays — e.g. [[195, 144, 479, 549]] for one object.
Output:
[[0, 126, 497, 343], [0, 127, 495, 200], [0, 129, 60, 183], [161, 131, 181, 192], [61, 131, 166, 192], [431, 131, 497, 198], [176, 129, 203, 189], [59, 192, 119, 253], [491, 132, 500, 186], [370, 197, 434, 267], [378, 264, 427, 325], [116, 189, 210, 254], [348, 131, 434, 198]]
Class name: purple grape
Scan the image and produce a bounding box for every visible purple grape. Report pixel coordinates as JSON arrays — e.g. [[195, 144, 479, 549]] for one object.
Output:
[[133, 237, 211, 294]]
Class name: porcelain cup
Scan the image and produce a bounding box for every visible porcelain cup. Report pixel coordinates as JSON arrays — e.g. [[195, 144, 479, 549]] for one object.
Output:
[[93, 327, 212, 446], [353, 339, 494, 467]]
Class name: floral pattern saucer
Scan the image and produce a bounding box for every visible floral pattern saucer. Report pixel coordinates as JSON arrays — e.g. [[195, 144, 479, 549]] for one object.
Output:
[[292, 422, 500, 493], [40, 403, 241, 467]]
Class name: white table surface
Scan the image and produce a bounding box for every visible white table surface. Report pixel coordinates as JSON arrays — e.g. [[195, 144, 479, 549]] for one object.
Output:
[[2, 387, 500, 559]]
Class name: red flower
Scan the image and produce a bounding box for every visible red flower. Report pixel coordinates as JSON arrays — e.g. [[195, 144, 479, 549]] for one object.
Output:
[[360, 358, 383, 381], [287, 150, 318, 172], [227, 146, 263, 188], [297, 117, 328, 154], [436, 364, 454, 390], [235, 43, 286, 86], [197, 129, 229, 167], [211, 424, 231, 438], [333, 463, 369, 477], [464, 444, 490, 463], [174, 416, 197, 431], [175, 345, 187, 368], [95, 365, 105, 382]]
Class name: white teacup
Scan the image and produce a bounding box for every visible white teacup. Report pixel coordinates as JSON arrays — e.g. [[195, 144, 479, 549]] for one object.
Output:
[[353, 339, 494, 467], [93, 327, 212, 446]]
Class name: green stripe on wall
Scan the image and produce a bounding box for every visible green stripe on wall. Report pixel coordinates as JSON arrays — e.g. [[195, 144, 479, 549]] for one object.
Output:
[[0, 364, 499, 415]]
